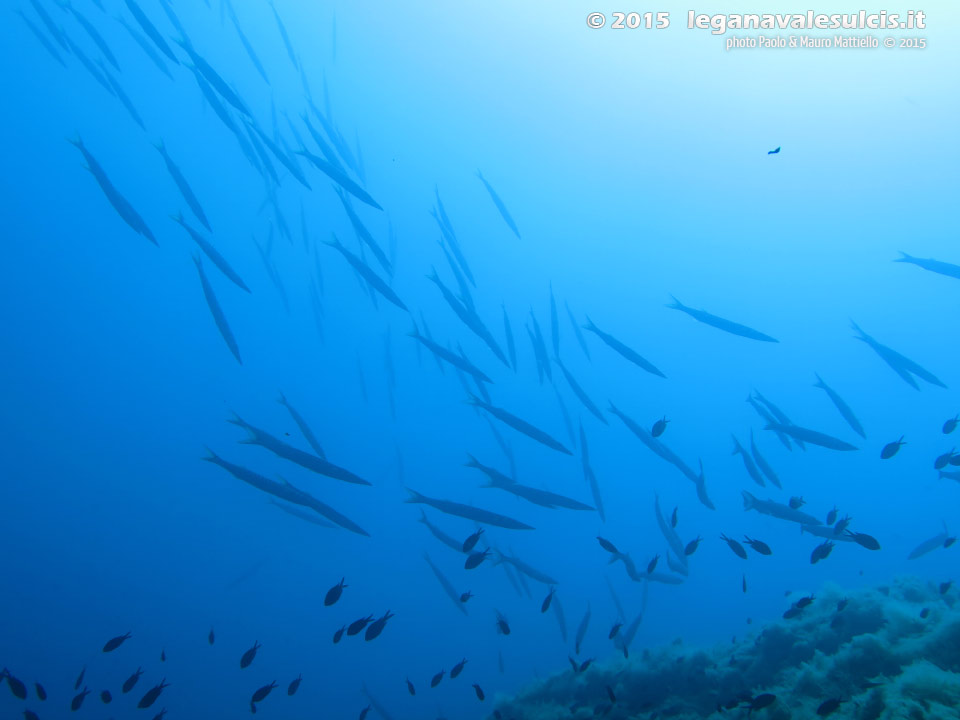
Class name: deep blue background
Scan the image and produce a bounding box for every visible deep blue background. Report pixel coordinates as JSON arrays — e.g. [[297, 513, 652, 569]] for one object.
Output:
[[1, 1, 957, 718]]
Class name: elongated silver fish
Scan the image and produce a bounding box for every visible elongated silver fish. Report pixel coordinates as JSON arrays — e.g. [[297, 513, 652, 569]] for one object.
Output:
[[229, 414, 371, 485], [743, 491, 821, 525], [193, 255, 241, 364], [764, 422, 858, 452], [667, 296, 778, 342], [813, 373, 866, 439], [404, 488, 534, 530], [584, 317, 665, 378]]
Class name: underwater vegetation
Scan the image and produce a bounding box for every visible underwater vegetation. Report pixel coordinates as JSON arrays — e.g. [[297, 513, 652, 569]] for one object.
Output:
[[492, 577, 960, 720]]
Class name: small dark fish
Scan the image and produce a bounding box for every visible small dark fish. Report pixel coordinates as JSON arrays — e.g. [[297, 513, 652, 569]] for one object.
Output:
[[495, 610, 511, 635], [789, 496, 805, 509], [652, 417, 669, 438], [460, 591, 473, 603], [744, 693, 776, 712], [450, 658, 468, 679], [845, 531, 881, 550], [721, 534, 748, 560], [72, 687, 90, 711], [208, 628, 215, 645], [744, 537, 772, 555], [670, 506, 678, 528], [24, 711, 40, 720], [796, 595, 815, 608], [137, 679, 169, 709], [944, 415, 958, 434], [606, 685, 617, 703], [742, 574, 748, 593], [151, 711, 166, 720], [430, 670, 445, 688], [406, 678, 416, 695], [541, 587, 555, 613], [287, 674, 302, 696], [568, 656, 579, 672], [768, 146, 781, 154], [34, 682, 46, 700], [646, 554, 659, 574], [934, 450, 956, 470], [940, 581, 953, 594], [578, 658, 593, 673], [364, 611, 395, 641], [834, 515, 853, 535], [160, 649, 166, 662], [103, 632, 132, 652], [826, 506, 838, 525], [324, 578, 347, 606], [473, 683, 485, 701], [4, 671, 27, 700], [880, 437, 905, 459], [347, 615, 374, 636], [251, 681, 277, 704], [465, 549, 490, 570], [463, 529, 484, 553], [240, 641, 261, 669], [74, 668, 85, 690], [608, 622, 622, 639], [684, 536, 701, 556], [100, 690, 112, 704], [597, 536, 620, 555], [359, 705, 371, 720], [811, 540, 835, 564], [122, 668, 143, 694], [920, 607, 930, 618], [817, 698, 842, 716], [332, 626, 345, 643]]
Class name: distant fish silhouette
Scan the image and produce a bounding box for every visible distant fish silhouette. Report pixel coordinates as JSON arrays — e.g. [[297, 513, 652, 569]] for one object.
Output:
[[768, 146, 781, 154]]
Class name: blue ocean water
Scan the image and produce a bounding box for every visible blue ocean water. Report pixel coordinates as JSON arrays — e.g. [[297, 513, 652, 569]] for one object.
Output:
[[1, 1, 958, 718]]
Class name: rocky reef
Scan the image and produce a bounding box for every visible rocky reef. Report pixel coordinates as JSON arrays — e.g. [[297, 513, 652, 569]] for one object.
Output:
[[492, 577, 960, 719]]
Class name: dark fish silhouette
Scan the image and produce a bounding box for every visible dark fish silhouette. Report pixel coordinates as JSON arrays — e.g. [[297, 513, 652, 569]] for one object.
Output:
[[894, 251, 960, 281], [137, 679, 168, 708], [450, 658, 468, 679], [767, 146, 780, 154], [668, 296, 778, 342], [476, 170, 520, 239], [193, 255, 242, 364], [473, 683, 485, 700], [365, 611, 394, 641], [287, 674, 302, 696], [405, 488, 534, 530], [240, 641, 261, 669], [122, 668, 143, 694], [721, 534, 748, 559], [251, 681, 277, 704], [813, 373, 866, 438], [811, 540, 835, 564], [584, 317, 666, 378], [69, 137, 157, 245], [744, 537, 772, 555], [325, 578, 347, 606], [652, 417, 669, 437], [71, 687, 90, 711], [102, 632, 132, 652], [880, 437, 905, 459]]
